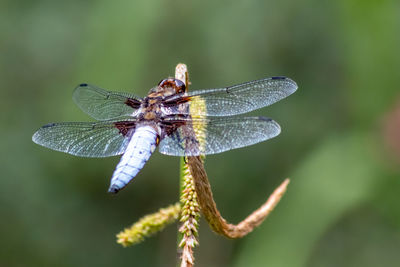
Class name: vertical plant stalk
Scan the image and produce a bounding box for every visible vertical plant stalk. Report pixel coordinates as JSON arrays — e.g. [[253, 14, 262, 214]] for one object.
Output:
[[178, 158, 200, 267], [176, 64, 200, 267]]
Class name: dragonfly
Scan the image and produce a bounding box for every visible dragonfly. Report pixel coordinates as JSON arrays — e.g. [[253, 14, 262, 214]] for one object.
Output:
[[32, 76, 298, 193]]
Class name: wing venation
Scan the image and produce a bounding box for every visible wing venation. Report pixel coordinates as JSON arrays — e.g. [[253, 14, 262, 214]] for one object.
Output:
[[32, 120, 135, 157], [159, 116, 281, 156], [164, 77, 297, 116], [73, 84, 142, 120]]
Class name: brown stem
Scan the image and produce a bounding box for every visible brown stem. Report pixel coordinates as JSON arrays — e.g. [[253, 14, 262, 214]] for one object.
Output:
[[187, 156, 289, 238]]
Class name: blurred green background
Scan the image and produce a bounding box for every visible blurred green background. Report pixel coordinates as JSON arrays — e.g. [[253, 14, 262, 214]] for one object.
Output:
[[1, 0, 400, 266]]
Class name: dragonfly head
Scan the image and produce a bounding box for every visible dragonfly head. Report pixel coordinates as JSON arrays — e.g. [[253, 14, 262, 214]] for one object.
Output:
[[152, 78, 186, 97]]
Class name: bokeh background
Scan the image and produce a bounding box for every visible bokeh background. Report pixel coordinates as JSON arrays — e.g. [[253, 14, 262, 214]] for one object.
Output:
[[1, 0, 400, 266]]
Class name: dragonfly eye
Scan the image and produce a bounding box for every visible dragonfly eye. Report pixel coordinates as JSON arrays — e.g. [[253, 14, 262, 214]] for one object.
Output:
[[158, 78, 186, 94]]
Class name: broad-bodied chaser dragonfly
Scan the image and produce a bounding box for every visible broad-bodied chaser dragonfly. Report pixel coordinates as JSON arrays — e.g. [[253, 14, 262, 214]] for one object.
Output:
[[33, 77, 297, 193]]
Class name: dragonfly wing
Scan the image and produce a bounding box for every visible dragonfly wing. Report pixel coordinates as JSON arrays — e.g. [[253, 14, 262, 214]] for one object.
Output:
[[32, 120, 136, 157], [164, 77, 297, 116], [73, 83, 142, 120], [158, 116, 281, 156]]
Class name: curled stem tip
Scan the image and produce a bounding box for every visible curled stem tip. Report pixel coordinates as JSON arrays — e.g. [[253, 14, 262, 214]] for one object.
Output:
[[187, 156, 290, 239]]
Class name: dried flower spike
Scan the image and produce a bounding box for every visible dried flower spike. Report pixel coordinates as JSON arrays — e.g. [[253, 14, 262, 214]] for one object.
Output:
[[116, 203, 181, 247]]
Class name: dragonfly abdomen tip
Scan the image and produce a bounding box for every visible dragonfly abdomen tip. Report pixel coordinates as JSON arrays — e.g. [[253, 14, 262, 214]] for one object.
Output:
[[108, 185, 120, 194]]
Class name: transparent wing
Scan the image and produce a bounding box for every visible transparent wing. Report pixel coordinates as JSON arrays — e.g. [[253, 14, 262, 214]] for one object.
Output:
[[73, 83, 142, 120], [159, 116, 281, 156], [32, 120, 136, 157], [164, 77, 297, 116]]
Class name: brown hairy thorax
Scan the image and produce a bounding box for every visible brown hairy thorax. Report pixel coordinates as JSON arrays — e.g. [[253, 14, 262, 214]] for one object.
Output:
[[115, 78, 191, 138], [142, 78, 186, 120], [125, 78, 188, 137]]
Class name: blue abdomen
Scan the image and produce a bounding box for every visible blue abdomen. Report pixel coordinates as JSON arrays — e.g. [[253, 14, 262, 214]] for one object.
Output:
[[108, 125, 158, 193]]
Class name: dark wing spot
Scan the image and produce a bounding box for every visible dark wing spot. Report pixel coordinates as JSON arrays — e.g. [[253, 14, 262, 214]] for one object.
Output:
[[42, 123, 56, 128], [125, 98, 141, 109], [258, 116, 273, 122], [163, 95, 192, 106], [271, 76, 287, 80], [79, 83, 88, 87], [160, 116, 188, 136], [114, 121, 136, 136]]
